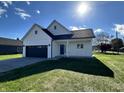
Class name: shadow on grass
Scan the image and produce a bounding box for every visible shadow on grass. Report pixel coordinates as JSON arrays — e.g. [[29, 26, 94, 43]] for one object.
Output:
[[94, 51, 121, 55], [103, 52, 120, 55], [0, 57, 114, 82]]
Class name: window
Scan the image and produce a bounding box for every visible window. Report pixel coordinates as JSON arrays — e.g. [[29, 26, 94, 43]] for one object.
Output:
[[35, 30, 38, 35], [81, 44, 83, 48], [17, 47, 20, 52], [77, 44, 83, 49], [77, 44, 80, 48], [54, 25, 56, 30]]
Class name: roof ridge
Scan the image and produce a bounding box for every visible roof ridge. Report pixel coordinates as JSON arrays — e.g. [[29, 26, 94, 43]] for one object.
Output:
[[0, 37, 22, 46], [54, 34, 73, 36], [34, 24, 46, 29], [47, 20, 70, 31], [34, 24, 55, 38], [0, 37, 20, 41], [22, 23, 55, 40], [71, 28, 93, 32]]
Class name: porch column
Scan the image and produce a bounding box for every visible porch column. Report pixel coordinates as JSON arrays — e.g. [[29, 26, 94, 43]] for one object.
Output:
[[66, 40, 69, 57]]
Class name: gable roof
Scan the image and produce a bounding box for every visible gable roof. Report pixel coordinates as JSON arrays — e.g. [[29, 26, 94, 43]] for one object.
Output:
[[71, 29, 95, 39], [22, 24, 54, 41], [47, 20, 70, 32], [0, 37, 22, 46], [36, 24, 54, 38], [22, 21, 95, 41], [54, 29, 95, 40]]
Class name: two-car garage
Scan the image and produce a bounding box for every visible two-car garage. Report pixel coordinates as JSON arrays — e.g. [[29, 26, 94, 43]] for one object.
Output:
[[26, 45, 48, 58]]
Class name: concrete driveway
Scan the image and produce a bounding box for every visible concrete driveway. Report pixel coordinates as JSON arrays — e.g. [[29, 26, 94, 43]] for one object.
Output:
[[0, 57, 44, 73]]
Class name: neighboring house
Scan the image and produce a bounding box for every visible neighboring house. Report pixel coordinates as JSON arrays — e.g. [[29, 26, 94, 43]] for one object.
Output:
[[0, 37, 23, 54], [22, 20, 95, 58]]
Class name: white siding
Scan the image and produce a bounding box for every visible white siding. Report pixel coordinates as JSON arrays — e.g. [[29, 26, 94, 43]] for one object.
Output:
[[48, 21, 71, 35], [52, 41, 66, 57], [52, 41, 59, 57], [52, 39, 92, 57], [68, 40, 92, 57], [23, 46, 26, 57], [23, 25, 52, 58]]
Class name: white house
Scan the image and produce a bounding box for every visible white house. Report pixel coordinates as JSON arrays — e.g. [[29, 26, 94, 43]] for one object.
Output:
[[22, 20, 95, 58]]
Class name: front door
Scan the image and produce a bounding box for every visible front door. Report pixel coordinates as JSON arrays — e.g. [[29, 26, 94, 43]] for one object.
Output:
[[60, 44, 65, 55]]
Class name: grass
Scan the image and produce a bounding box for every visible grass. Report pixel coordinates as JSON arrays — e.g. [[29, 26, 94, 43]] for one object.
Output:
[[0, 53, 123, 91], [0, 54, 22, 61]]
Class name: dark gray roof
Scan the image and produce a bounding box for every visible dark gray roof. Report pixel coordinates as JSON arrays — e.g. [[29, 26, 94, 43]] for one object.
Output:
[[54, 34, 73, 40], [36, 24, 54, 38], [40, 29, 95, 40], [0, 37, 22, 46]]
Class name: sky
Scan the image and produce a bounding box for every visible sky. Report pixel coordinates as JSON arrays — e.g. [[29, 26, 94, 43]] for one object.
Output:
[[0, 1, 124, 40]]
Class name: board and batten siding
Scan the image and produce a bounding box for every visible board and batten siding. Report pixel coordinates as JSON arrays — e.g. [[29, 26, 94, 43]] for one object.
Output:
[[23, 25, 52, 58], [68, 40, 92, 57], [47, 21, 71, 35], [52, 39, 92, 57], [52, 41, 59, 57]]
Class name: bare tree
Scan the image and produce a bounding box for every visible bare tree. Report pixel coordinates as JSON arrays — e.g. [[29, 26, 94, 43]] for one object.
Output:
[[95, 32, 110, 45]]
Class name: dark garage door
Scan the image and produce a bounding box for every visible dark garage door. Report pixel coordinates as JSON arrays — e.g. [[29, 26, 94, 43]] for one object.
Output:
[[26, 45, 47, 58]]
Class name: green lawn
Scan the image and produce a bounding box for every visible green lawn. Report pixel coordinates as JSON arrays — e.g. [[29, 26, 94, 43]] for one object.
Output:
[[0, 54, 22, 61], [0, 53, 124, 91]]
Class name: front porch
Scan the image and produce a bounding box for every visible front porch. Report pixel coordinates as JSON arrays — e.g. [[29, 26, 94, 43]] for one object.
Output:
[[52, 39, 92, 58]]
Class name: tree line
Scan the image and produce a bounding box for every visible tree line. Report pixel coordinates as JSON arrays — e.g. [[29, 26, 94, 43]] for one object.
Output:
[[94, 31, 124, 54]]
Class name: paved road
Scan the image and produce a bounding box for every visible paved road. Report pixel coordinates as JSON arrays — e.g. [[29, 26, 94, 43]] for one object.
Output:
[[0, 57, 44, 73]]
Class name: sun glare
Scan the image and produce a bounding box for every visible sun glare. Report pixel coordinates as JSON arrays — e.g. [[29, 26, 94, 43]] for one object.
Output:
[[77, 3, 89, 16]]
